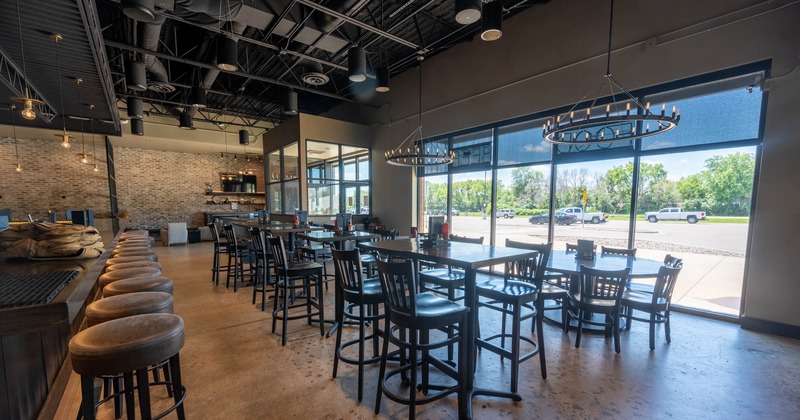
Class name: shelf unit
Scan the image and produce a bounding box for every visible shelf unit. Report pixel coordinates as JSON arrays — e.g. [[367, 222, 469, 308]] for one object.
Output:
[[205, 192, 265, 205]]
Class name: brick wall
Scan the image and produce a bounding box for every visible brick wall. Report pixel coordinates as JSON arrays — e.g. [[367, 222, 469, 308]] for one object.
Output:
[[0, 135, 110, 221], [0, 135, 266, 232], [114, 147, 266, 229]]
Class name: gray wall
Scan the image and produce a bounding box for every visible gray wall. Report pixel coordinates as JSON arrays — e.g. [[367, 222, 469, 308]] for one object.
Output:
[[364, 0, 800, 329]]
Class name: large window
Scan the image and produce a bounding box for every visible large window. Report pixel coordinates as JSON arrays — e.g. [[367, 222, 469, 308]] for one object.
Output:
[[266, 142, 299, 213], [417, 64, 765, 317], [306, 141, 370, 216]]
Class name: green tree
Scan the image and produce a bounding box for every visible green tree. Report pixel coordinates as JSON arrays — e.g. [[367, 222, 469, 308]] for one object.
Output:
[[704, 152, 755, 216], [510, 167, 549, 209], [676, 173, 711, 212]]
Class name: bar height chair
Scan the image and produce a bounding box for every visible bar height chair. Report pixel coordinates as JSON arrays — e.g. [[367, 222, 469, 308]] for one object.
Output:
[[208, 222, 229, 285], [267, 236, 325, 346]]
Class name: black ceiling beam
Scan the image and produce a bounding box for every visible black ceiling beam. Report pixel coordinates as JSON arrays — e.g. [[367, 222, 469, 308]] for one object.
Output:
[[77, 0, 121, 131], [104, 40, 357, 102], [119, 93, 281, 124]]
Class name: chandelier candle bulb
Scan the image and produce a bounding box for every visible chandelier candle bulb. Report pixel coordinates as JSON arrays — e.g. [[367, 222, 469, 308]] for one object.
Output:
[[673, 106, 677, 118], [606, 104, 610, 116], [662, 103, 666, 115], [626, 103, 631, 115], [586, 108, 591, 119], [646, 102, 651, 111]]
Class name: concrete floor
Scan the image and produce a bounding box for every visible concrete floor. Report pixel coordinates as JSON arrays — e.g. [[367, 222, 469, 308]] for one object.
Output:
[[57, 241, 800, 419]]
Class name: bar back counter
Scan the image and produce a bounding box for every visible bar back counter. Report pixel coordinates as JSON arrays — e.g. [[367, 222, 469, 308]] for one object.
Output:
[[0, 236, 114, 420]]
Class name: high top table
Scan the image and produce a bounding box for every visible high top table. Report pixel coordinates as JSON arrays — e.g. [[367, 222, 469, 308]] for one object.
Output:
[[227, 219, 323, 251], [358, 238, 538, 419]]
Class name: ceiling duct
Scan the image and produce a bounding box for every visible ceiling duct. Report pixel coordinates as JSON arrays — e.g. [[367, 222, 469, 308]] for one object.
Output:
[[301, 60, 329, 86], [139, 14, 175, 93], [312, 0, 363, 33]]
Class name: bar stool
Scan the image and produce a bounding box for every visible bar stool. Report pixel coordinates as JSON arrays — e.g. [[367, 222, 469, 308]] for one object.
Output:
[[222, 224, 252, 292], [112, 245, 151, 255], [267, 236, 324, 346], [103, 276, 174, 297], [374, 259, 468, 419], [99, 266, 162, 289], [120, 230, 149, 239], [118, 236, 155, 246], [86, 292, 174, 327], [249, 227, 274, 311], [475, 240, 550, 393], [208, 222, 229, 285], [104, 261, 161, 273], [69, 314, 186, 420], [110, 250, 159, 260], [107, 255, 159, 264], [331, 248, 384, 402]]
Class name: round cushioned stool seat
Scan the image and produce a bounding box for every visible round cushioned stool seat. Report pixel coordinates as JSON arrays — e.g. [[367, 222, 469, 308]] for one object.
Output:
[[112, 246, 151, 255], [115, 242, 153, 250], [118, 237, 155, 246], [120, 230, 149, 239], [104, 276, 174, 297], [85, 292, 173, 327], [107, 255, 158, 265], [69, 314, 184, 377], [99, 267, 162, 288], [111, 250, 158, 260], [104, 261, 161, 273]]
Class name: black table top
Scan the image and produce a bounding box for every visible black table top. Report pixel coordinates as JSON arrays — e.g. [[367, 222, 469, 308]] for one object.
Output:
[[298, 231, 380, 242], [547, 250, 665, 278], [358, 238, 539, 270]]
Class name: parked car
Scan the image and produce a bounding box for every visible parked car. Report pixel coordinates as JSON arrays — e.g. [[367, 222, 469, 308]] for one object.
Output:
[[451, 209, 461, 216], [528, 211, 577, 225], [495, 209, 516, 219], [645, 207, 707, 224], [557, 207, 607, 224]]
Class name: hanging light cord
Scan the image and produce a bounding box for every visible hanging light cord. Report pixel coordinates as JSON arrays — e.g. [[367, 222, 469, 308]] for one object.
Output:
[[418, 60, 423, 130], [605, 0, 614, 76], [90, 105, 97, 168], [14, 0, 29, 96], [12, 108, 20, 164], [54, 36, 67, 132], [77, 80, 85, 156]]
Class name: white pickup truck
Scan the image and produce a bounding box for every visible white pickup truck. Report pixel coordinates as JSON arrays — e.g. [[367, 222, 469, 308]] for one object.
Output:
[[645, 208, 707, 224], [557, 207, 607, 224]]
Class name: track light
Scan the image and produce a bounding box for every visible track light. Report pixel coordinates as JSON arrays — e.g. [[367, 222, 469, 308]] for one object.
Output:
[[125, 60, 147, 91], [179, 112, 195, 130], [127, 97, 143, 119], [455, 0, 482, 25], [191, 86, 207, 108], [131, 118, 144, 136], [283, 90, 298, 115], [481, 0, 503, 41], [375, 67, 390, 93], [122, 0, 155, 22], [348, 46, 367, 83], [217, 35, 238, 72]]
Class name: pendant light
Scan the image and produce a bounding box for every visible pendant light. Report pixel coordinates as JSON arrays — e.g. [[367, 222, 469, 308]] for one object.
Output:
[[10, 106, 22, 172], [283, 90, 298, 115], [348, 46, 367, 82], [51, 34, 74, 148], [9, 0, 43, 120], [385, 57, 454, 166], [481, 0, 503, 41], [542, 0, 680, 147], [455, 0, 482, 25]]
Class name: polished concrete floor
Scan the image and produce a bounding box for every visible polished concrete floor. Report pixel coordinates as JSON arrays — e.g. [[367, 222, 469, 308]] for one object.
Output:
[[57, 241, 800, 419]]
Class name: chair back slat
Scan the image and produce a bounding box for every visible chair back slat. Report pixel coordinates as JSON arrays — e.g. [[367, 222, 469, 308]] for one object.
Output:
[[208, 222, 220, 244], [222, 224, 238, 247], [377, 259, 417, 318], [266, 236, 289, 272], [373, 228, 398, 241], [504, 240, 552, 287], [250, 227, 265, 255], [578, 266, 630, 303], [332, 249, 366, 293], [449, 234, 483, 244], [601, 246, 637, 257], [653, 264, 682, 305]]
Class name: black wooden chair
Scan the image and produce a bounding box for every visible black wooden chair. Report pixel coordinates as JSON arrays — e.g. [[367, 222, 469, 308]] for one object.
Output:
[[360, 228, 397, 276], [222, 224, 252, 292], [330, 248, 384, 402], [475, 240, 551, 392], [565, 266, 630, 353], [374, 259, 468, 420], [622, 263, 683, 350], [601, 246, 637, 257], [249, 227, 274, 311], [267, 236, 325, 346], [208, 222, 229, 285]]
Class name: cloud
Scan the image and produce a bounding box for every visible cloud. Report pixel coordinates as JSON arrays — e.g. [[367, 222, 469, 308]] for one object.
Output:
[[678, 159, 688, 164], [524, 142, 550, 153]]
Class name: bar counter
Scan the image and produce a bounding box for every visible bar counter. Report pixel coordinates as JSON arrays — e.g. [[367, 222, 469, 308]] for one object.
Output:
[[0, 241, 113, 420]]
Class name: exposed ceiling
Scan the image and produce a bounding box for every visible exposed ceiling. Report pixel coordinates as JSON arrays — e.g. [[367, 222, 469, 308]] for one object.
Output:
[[0, 0, 550, 152]]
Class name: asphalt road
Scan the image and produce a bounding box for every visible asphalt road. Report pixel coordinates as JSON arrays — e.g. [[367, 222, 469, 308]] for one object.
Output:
[[448, 217, 748, 254]]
